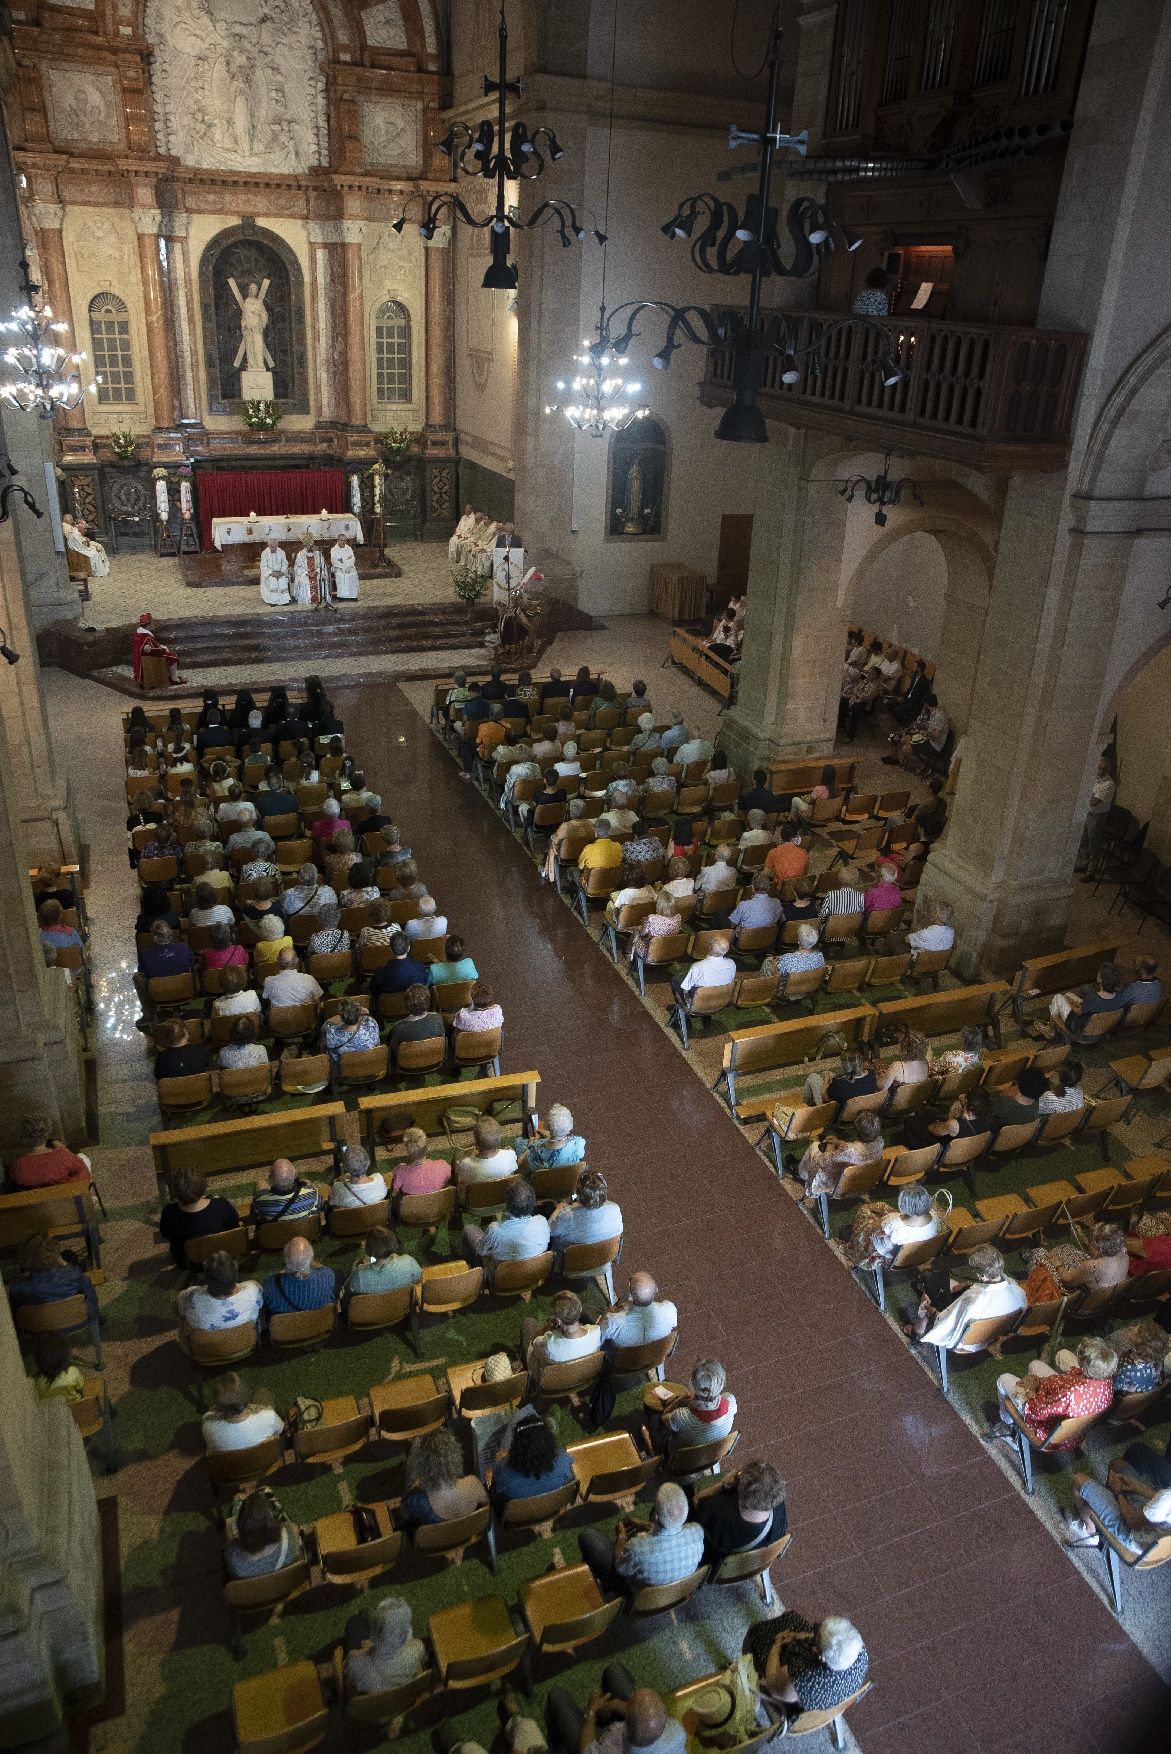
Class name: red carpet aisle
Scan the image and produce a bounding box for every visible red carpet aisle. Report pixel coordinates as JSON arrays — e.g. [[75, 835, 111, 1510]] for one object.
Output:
[[337, 682, 1170, 1754]]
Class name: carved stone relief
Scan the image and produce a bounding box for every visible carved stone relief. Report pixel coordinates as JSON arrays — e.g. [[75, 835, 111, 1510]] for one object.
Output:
[[359, 99, 421, 171], [144, 0, 328, 174], [43, 67, 123, 148], [363, 2, 410, 51], [198, 225, 309, 414]]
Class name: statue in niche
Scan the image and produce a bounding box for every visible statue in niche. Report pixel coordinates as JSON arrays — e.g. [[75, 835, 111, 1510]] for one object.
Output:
[[229, 277, 274, 374], [608, 418, 668, 539], [623, 460, 644, 534]]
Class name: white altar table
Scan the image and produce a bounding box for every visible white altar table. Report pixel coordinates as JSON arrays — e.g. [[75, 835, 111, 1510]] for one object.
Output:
[[212, 514, 364, 550]]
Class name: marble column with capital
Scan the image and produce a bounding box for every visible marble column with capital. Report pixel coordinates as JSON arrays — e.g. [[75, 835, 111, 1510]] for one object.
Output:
[[132, 206, 180, 434], [159, 209, 201, 427], [25, 202, 88, 441], [422, 230, 455, 454], [342, 219, 369, 429], [306, 218, 347, 425]]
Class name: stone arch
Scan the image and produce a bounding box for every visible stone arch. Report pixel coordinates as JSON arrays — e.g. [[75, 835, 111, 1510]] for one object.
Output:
[[198, 224, 309, 414], [1076, 319, 1171, 500]]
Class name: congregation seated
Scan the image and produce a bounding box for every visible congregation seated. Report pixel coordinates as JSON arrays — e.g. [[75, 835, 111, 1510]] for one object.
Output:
[[1026, 1222, 1130, 1296], [390, 1127, 452, 1197], [321, 998, 380, 1062], [261, 946, 323, 1008], [1048, 960, 1125, 1036], [518, 1102, 586, 1173], [371, 931, 430, 995], [342, 1225, 421, 1304], [201, 1373, 285, 1453], [212, 964, 260, 1016], [647, 1357, 737, 1451], [400, 1428, 488, 1528], [177, 1252, 262, 1334], [522, 1290, 602, 1382], [327, 1144, 387, 1210], [463, 1178, 550, 1273], [7, 1234, 98, 1321], [261, 1237, 337, 1316], [843, 1183, 946, 1267], [160, 1168, 243, 1267], [671, 934, 735, 1011], [140, 921, 194, 979], [153, 1020, 211, 1082], [692, 1459, 788, 1564], [993, 1336, 1118, 1446], [802, 1046, 876, 1109], [988, 1066, 1048, 1124], [188, 881, 234, 930], [456, 1117, 518, 1185], [729, 874, 782, 937], [225, 1489, 303, 1580], [549, 1169, 622, 1254], [579, 818, 621, 872], [819, 866, 866, 922], [599, 1271, 677, 1346], [451, 984, 504, 1034], [219, 1015, 268, 1071], [388, 985, 446, 1054], [488, 1412, 574, 1513], [764, 822, 808, 885], [910, 1244, 1027, 1347], [745, 1611, 868, 1721], [764, 921, 824, 979], [406, 895, 447, 941], [4, 1114, 91, 1190], [1038, 1059, 1085, 1113], [307, 903, 350, 956], [251, 1158, 322, 1224], [794, 1113, 883, 1200], [579, 1481, 703, 1593], [343, 1595, 428, 1696]]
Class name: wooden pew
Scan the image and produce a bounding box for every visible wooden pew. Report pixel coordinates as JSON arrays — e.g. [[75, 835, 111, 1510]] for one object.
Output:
[[668, 628, 737, 704], [148, 1101, 347, 1201], [357, 1070, 541, 1159], [1011, 939, 1127, 1024], [872, 982, 1011, 1048], [0, 1183, 102, 1267], [715, 1007, 878, 1115], [767, 758, 857, 795]]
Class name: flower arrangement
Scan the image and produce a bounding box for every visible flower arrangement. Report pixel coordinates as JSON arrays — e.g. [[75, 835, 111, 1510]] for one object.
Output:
[[241, 398, 282, 432], [381, 427, 413, 461], [110, 429, 139, 461], [150, 466, 169, 481], [452, 560, 489, 616]]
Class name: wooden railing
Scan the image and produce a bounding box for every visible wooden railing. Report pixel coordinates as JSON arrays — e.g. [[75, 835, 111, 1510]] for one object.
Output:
[[701, 312, 1088, 468]]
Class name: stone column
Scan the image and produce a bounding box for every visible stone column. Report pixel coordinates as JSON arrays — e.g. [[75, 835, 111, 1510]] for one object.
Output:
[[132, 206, 180, 433], [159, 209, 201, 428], [0, 705, 86, 1140], [0, 1291, 102, 1747], [306, 219, 346, 425], [25, 203, 88, 444], [342, 219, 368, 428], [723, 429, 851, 770], [422, 229, 455, 454]]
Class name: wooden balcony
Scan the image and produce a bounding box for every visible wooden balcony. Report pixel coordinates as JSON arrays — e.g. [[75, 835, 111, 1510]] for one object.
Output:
[[699, 312, 1088, 471]]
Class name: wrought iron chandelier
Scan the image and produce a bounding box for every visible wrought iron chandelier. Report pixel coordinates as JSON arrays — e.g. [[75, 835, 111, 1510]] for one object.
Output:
[[0, 258, 90, 418], [839, 451, 924, 526], [393, 3, 600, 290], [588, 22, 902, 443], [545, 0, 647, 437]]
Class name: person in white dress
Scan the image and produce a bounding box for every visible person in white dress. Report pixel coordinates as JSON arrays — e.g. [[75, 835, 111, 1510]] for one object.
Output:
[[258, 537, 290, 607], [448, 504, 477, 565], [291, 537, 332, 610], [330, 538, 359, 601], [62, 514, 110, 578]]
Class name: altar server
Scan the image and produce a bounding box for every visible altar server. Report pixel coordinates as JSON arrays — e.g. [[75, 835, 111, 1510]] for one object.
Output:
[[259, 537, 291, 607], [330, 536, 359, 601]]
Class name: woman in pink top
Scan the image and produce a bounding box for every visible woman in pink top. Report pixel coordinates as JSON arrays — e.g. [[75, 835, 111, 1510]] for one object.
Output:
[[452, 985, 504, 1032], [863, 861, 903, 915], [201, 925, 249, 971], [390, 1128, 453, 1197]]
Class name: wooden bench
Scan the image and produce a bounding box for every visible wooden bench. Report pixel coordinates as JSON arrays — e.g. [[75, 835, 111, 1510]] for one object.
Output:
[[872, 982, 1012, 1047], [1011, 938, 1127, 1024], [668, 628, 737, 704], [767, 758, 857, 795], [715, 1006, 878, 1114], [148, 1102, 347, 1200], [357, 1070, 541, 1158], [0, 1183, 102, 1267]]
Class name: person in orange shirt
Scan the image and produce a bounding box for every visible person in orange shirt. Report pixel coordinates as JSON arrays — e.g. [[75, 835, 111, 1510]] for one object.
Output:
[[579, 816, 623, 872], [476, 703, 508, 763], [764, 822, 809, 885]]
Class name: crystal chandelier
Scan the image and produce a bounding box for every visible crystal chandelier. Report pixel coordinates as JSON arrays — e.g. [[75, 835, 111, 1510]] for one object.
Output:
[[0, 259, 90, 418], [393, 2, 599, 290], [547, 316, 648, 436]]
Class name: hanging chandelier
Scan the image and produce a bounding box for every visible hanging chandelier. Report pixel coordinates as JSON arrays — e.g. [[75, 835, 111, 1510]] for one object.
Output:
[[588, 23, 902, 444], [839, 451, 924, 525], [546, 319, 648, 436], [0, 258, 90, 418], [393, 2, 600, 290]]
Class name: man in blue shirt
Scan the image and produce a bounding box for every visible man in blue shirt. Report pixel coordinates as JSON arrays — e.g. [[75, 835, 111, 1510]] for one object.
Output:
[[730, 876, 783, 937], [577, 1482, 704, 1596], [262, 1237, 336, 1315], [250, 1158, 323, 1224], [463, 1179, 550, 1278], [370, 931, 429, 996], [1117, 957, 1163, 1013], [139, 921, 195, 979]]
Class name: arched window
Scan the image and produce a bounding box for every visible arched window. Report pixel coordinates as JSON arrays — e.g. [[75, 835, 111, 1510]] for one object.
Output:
[[88, 292, 136, 405], [373, 299, 411, 404]]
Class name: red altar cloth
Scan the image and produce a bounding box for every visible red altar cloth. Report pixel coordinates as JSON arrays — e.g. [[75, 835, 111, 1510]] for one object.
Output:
[[196, 468, 347, 551]]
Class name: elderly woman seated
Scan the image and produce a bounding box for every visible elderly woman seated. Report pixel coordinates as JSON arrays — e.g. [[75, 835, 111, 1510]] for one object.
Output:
[[993, 1336, 1118, 1447], [487, 1412, 574, 1513], [843, 1182, 945, 1268], [801, 1046, 877, 1110], [693, 1458, 788, 1565], [327, 1143, 388, 1210], [320, 998, 380, 1061], [307, 902, 350, 957], [252, 913, 293, 975], [629, 891, 682, 963], [641, 757, 677, 816], [646, 1358, 737, 1453], [225, 1489, 303, 1579], [739, 809, 774, 852], [452, 984, 504, 1034], [1024, 1221, 1131, 1297], [744, 1612, 868, 1722], [177, 1251, 263, 1334], [343, 1595, 428, 1696], [518, 1102, 586, 1173], [793, 1113, 884, 1198], [400, 1429, 488, 1529], [910, 1244, 1027, 1346], [522, 1290, 603, 1384]]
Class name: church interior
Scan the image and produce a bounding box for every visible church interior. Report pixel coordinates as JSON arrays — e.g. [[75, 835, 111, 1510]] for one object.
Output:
[[3, 3, 1171, 1753]]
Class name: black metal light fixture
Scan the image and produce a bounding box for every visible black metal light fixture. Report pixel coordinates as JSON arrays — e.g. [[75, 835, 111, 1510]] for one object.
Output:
[[839, 451, 924, 526], [393, 2, 600, 290], [0, 626, 20, 664], [589, 23, 902, 444]]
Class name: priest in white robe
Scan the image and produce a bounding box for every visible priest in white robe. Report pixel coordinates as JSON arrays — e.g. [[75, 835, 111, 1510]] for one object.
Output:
[[62, 513, 110, 578], [330, 537, 359, 601], [259, 537, 291, 606], [292, 536, 331, 609], [448, 504, 477, 565]]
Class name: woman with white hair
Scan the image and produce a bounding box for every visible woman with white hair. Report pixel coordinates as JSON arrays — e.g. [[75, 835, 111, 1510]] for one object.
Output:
[[629, 711, 661, 753], [343, 1594, 427, 1695], [843, 1181, 945, 1267], [554, 740, 581, 778], [739, 808, 773, 851], [240, 833, 279, 886], [652, 1357, 738, 1450], [745, 1610, 868, 1718], [994, 1336, 1119, 1448], [251, 911, 293, 975], [306, 901, 351, 957], [640, 756, 676, 815], [519, 1102, 586, 1172]]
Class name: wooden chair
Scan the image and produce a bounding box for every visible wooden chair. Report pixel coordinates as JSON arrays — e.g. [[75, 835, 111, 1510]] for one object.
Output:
[[269, 1304, 335, 1352], [1078, 1094, 1134, 1159], [418, 1261, 484, 1316], [255, 1213, 322, 1253], [219, 1062, 276, 1109], [334, 1651, 434, 1732], [346, 1285, 418, 1353], [231, 1660, 328, 1754], [430, 979, 476, 1018], [269, 1001, 320, 1043], [530, 1349, 605, 1410], [291, 1395, 368, 1466], [415, 1503, 495, 1569], [1002, 1399, 1108, 1495], [396, 1185, 458, 1234], [557, 1233, 623, 1304], [490, 1250, 554, 1299], [14, 1291, 102, 1365], [924, 1308, 1023, 1396], [70, 1376, 116, 1471], [609, 1329, 678, 1383], [394, 1035, 448, 1078], [157, 1071, 216, 1121], [751, 1101, 837, 1178], [811, 1156, 885, 1239], [369, 1374, 450, 1443], [183, 1225, 250, 1268], [428, 1594, 528, 1684], [306, 950, 353, 985], [661, 1429, 741, 1482], [205, 1434, 285, 1495], [706, 1532, 792, 1608], [518, 1564, 623, 1681], [632, 930, 692, 997], [785, 1681, 872, 1745], [313, 1503, 403, 1588], [448, 1362, 529, 1419], [451, 1026, 502, 1077], [626, 1565, 709, 1618], [856, 1230, 946, 1315], [668, 978, 736, 1049], [224, 1558, 312, 1658], [327, 1198, 390, 1238], [334, 1045, 390, 1093], [278, 1054, 332, 1098], [182, 1321, 259, 1400]]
